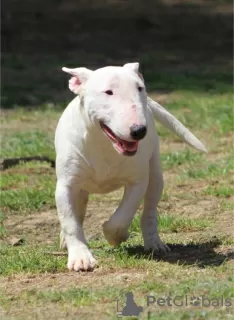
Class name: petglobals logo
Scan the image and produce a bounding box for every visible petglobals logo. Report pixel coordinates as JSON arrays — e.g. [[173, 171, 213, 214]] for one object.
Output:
[[146, 295, 232, 308], [115, 292, 143, 317], [114, 292, 233, 318]]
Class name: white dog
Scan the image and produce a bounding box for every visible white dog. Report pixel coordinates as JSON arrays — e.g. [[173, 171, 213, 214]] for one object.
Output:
[[55, 62, 207, 272]]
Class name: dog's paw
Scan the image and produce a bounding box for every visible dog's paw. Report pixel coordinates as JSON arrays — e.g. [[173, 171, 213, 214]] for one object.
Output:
[[102, 221, 129, 246], [68, 246, 97, 271], [144, 235, 170, 254]]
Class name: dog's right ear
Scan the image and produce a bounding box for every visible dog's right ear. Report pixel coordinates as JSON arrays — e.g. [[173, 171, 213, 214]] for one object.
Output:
[[62, 67, 93, 94]]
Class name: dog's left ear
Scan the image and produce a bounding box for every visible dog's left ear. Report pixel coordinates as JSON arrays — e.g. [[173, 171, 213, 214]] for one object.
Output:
[[123, 62, 144, 82], [123, 62, 139, 73], [62, 67, 93, 94]]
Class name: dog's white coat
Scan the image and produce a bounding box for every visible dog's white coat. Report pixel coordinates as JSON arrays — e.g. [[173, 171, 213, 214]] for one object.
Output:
[[55, 63, 207, 271]]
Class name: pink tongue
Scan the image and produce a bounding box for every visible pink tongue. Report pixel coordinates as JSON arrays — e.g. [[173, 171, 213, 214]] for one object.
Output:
[[122, 141, 138, 152]]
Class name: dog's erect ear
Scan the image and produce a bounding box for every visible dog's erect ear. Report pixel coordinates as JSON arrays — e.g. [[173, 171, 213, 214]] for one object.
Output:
[[62, 67, 93, 94], [123, 62, 139, 73], [123, 62, 144, 82]]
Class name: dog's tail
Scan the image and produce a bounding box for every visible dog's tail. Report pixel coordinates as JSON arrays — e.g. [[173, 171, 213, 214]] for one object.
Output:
[[147, 97, 207, 153]]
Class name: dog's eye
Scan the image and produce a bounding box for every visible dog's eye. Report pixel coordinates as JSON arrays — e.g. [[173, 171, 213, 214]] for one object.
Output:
[[138, 87, 143, 92], [105, 90, 113, 95]]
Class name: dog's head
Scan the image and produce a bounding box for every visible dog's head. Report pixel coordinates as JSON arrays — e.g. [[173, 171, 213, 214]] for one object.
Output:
[[62, 63, 148, 156]]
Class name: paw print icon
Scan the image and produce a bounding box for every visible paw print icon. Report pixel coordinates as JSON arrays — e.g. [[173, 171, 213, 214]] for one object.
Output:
[[190, 296, 200, 306]]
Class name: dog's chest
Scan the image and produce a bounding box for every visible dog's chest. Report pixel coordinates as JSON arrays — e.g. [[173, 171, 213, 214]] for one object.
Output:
[[83, 156, 146, 193]]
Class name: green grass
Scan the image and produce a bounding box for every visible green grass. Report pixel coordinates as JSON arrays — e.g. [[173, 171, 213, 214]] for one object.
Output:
[[156, 92, 233, 139], [0, 162, 56, 214], [130, 214, 210, 234], [0, 173, 29, 190], [0, 212, 7, 238], [0, 245, 67, 275], [220, 200, 234, 211], [161, 149, 203, 170], [1, 179, 55, 214], [204, 185, 234, 198], [179, 156, 234, 180], [36, 287, 100, 306], [1, 131, 55, 159]]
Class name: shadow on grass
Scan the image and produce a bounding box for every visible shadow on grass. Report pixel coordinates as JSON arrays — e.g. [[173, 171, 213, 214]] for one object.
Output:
[[123, 238, 234, 268]]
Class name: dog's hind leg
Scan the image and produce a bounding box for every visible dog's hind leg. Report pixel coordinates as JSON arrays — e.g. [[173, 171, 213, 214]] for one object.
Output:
[[102, 180, 148, 246], [141, 139, 170, 253]]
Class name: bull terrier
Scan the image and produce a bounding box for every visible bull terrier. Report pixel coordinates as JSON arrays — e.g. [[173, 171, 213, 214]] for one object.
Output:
[[55, 63, 207, 271]]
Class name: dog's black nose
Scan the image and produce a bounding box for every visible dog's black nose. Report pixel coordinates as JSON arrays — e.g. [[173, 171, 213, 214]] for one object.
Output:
[[130, 124, 147, 140]]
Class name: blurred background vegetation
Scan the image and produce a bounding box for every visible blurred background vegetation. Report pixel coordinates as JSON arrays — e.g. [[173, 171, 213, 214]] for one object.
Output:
[[1, 0, 233, 108]]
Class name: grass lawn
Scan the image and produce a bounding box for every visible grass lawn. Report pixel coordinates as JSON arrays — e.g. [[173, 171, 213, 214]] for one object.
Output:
[[0, 72, 233, 319]]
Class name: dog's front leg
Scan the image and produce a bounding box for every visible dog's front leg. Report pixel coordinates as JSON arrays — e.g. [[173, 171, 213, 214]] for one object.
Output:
[[102, 180, 148, 246], [55, 181, 97, 271]]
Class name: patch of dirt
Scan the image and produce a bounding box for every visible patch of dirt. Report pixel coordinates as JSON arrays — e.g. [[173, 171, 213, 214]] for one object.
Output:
[[0, 268, 145, 297], [4, 210, 59, 245], [162, 198, 219, 219], [4, 193, 120, 245], [214, 209, 234, 237]]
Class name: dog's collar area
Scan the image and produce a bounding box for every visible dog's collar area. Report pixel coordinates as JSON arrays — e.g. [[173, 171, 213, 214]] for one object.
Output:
[[100, 122, 138, 156]]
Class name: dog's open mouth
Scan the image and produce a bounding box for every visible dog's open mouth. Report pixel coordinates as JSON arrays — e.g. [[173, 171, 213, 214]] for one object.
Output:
[[100, 122, 138, 156]]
